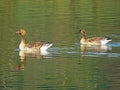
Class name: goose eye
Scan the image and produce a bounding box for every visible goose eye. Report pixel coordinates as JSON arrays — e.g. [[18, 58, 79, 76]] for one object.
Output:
[[20, 31, 24, 34]]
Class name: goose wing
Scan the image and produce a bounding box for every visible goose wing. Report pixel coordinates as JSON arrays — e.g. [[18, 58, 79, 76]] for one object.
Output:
[[87, 37, 103, 43], [26, 42, 53, 49]]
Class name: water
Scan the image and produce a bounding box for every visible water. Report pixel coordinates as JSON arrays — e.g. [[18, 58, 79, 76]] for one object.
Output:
[[0, 0, 120, 90]]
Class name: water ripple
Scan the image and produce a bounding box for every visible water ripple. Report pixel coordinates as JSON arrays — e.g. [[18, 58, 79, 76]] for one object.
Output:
[[109, 42, 120, 47]]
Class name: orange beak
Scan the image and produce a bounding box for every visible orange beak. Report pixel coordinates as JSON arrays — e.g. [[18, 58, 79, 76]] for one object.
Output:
[[16, 31, 20, 34]]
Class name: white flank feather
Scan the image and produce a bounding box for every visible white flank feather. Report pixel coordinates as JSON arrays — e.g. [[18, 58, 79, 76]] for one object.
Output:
[[40, 43, 53, 52]]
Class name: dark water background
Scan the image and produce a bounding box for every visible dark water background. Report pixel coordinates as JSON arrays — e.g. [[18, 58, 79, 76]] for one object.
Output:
[[0, 0, 120, 90]]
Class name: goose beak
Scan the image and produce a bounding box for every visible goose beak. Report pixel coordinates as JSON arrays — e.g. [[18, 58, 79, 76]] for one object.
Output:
[[16, 31, 20, 34]]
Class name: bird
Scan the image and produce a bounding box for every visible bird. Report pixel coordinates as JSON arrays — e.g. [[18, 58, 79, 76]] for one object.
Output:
[[16, 29, 53, 52], [80, 29, 112, 45]]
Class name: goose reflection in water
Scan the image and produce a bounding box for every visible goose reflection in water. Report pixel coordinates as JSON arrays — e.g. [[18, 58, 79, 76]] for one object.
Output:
[[80, 44, 112, 56], [16, 50, 50, 71]]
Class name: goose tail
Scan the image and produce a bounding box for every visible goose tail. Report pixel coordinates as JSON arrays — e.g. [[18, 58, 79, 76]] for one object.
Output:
[[101, 37, 112, 45], [40, 42, 53, 51]]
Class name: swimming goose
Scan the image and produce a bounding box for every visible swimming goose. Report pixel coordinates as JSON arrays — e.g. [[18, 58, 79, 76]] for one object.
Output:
[[16, 29, 53, 51], [80, 29, 112, 45]]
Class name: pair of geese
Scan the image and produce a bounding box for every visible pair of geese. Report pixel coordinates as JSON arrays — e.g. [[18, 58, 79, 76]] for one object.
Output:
[[16, 29, 112, 52]]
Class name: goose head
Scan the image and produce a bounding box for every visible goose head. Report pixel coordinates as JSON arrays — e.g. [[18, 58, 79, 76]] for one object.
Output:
[[16, 29, 26, 36], [80, 29, 86, 35], [80, 29, 87, 40]]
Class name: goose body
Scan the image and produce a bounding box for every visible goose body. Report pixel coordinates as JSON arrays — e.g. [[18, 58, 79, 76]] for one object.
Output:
[[80, 30, 112, 45], [16, 29, 53, 52]]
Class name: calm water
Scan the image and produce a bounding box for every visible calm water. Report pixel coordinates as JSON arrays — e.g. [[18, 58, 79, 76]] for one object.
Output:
[[0, 0, 120, 90]]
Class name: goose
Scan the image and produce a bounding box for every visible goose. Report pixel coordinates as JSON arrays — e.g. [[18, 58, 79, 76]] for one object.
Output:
[[80, 29, 112, 45], [16, 29, 53, 52]]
